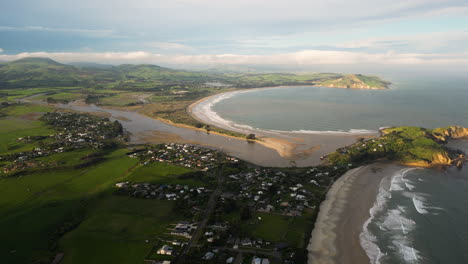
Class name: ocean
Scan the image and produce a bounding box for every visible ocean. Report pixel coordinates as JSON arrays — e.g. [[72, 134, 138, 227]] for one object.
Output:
[[211, 74, 468, 133], [362, 140, 468, 264], [209, 73, 468, 263]]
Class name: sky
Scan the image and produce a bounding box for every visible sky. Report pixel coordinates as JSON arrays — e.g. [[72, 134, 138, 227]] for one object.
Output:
[[1, 0, 468, 71]]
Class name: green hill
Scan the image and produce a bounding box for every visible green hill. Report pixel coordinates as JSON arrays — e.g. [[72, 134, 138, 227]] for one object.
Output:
[[0, 57, 390, 90], [318, 74, 390, 89], [0, 58, 84, 88]]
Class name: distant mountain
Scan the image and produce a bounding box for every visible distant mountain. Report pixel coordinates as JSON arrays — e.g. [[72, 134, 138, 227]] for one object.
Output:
[[0, 57, 84, 88], [70, 62, 114, 69], [0, 57, 213, 88], [0, 57, 390, 89]]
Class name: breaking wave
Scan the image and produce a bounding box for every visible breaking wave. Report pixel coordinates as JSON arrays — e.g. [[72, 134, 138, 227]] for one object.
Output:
[[360, 168, 421, 264]]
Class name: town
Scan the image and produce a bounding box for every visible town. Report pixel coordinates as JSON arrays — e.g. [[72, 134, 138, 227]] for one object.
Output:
[[0, 112, 126, 175], [114, 144, 349, 264], [0, 110, 346, 264]]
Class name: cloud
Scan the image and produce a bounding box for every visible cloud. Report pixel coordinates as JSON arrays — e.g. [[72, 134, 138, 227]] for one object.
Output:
[[147, 42, 194, 51], [1, 50, 468, 66], [333, 31, 468, 52], [0, 48, 3, 53], [0, 25, 117, 38]]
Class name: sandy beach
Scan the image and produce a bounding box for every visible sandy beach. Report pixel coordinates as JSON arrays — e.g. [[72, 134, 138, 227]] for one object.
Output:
[[307, 163, 404, 264], [187, 87, 378, 166]]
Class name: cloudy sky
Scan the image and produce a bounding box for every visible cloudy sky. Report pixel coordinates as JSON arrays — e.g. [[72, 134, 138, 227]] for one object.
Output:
[[1, 0, 468, 70]]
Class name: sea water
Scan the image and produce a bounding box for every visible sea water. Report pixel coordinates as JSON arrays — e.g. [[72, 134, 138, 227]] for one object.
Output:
[[211, 74, 468, 133], [211, 73, 468, 263], [362, 140, 468, 264]]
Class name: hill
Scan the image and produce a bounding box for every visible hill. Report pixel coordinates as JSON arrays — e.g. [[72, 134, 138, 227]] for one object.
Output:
[[0, 58, 84, 88], [0, 57, 390, 90], [318, 74, 390, 89], [327, 126, 466, 167]]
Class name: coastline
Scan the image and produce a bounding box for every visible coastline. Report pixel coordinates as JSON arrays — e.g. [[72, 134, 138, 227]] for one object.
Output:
[[25, 86, 376, 166], [307, 163, 404, 264], [101, 102, 303, 160], [187, 85, 377, 165]]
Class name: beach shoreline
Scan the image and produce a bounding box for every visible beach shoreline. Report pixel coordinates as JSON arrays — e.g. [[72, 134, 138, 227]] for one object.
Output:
[[307, 163, 404, 264], [187, 86, 378, 165]]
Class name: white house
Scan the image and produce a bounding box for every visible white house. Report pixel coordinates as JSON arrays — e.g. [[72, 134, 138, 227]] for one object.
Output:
[[157, 245, 173, 255]]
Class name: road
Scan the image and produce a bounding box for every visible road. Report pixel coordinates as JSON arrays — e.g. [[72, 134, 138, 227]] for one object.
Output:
[[174, 163, 225, 263]]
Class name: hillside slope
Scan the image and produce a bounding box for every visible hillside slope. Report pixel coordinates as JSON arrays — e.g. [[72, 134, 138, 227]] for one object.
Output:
[[318, 74, 390, 89], [0, 57, 390, 90]]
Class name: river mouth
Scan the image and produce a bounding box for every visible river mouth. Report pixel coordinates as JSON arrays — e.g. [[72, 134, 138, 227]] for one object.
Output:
[[29, 99, 358, 167]]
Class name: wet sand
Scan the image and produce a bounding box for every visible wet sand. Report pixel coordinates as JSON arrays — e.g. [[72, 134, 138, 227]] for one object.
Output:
[[307, 163, 404, 264], [22, 89, 376, 167], [55, 102, 299, 167]]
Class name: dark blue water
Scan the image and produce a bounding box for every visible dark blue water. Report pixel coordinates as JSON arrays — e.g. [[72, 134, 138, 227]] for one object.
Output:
[[363, 140, 468, 264], [212, 73, 468, 263]]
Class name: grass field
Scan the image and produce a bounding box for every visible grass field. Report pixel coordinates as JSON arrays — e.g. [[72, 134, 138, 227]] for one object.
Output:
[[99, 92, 153, 106], [0, 104, 53, 155], [126, 162, 201, 185], [245, 210, 315, 248], [0, 111, 193, 263], [0, 148, 139, 263], [60, 196, 179, 264]]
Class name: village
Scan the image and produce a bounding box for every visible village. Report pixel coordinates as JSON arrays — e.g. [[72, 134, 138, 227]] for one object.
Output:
[[129, 143, 239, 171], [0, 110, 343, 264], [0, 112, 126, 174], [118, 151, 347, 264], [221, 167, 344, 217]]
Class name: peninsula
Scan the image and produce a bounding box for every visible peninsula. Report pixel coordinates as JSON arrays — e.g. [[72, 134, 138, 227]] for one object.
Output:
[[5, 57, 463, 264]]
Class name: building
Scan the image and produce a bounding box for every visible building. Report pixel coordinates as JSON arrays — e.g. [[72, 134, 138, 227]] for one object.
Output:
[[203, 252, 215, 260], [157, 245, 173, 255]]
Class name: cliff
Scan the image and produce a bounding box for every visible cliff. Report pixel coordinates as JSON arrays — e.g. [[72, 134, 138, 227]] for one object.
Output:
[[329, 126, 466, 168], [431, 126, 468, 142]]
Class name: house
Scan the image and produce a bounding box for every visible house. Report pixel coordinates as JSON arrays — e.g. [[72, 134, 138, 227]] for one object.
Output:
[[157, 245, 173, 255], [241, 238, 252, 247], [251, 257, 262, 264], [203, 252, 215, 260]]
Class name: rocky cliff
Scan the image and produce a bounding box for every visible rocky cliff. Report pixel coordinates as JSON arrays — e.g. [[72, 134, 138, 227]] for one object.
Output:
[[431, 126, 468, 142]]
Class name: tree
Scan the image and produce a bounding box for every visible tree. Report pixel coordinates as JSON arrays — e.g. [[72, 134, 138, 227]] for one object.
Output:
[[240, 206, 252, 220], [204, 125, 211, 134]]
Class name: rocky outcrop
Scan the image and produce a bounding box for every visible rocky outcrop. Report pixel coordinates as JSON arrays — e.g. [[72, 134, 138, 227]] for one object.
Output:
[[431, 152, 453, 165], [431, 126, 468, 142]]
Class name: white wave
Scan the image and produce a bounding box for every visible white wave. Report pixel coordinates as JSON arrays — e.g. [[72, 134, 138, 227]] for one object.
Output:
[[404, 180, 416, 191], [192, 89, 380, 135], [394, 242, 421, 263], [412, 195, 429, 215], [194, 92, 246, 133], [390, 173, 405, 191], [360, 177, 391, 264], [360, 168, 420, 264], [381, 207, 416, 234], [287, 128, 378, 135], [407, 193, 443, 215], [390, 168, 419, 192]]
